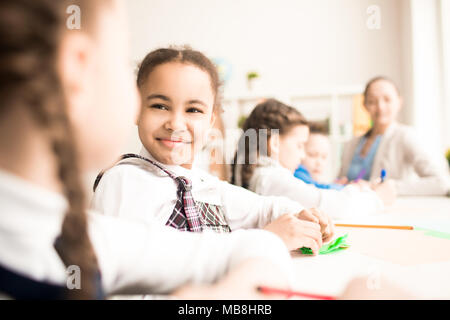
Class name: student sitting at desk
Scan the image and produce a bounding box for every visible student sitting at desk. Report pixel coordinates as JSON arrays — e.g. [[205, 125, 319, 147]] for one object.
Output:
[[92, 47, 333, 253], [231, 99, 396, 220], [0, 0, 299, 299], [294, 122, 344, 190], [338, 76, 450, 196]]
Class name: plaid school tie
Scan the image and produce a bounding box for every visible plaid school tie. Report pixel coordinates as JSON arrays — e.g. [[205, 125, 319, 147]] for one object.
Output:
[[113, 154, 203, 232], [167, 175, 203, 232]]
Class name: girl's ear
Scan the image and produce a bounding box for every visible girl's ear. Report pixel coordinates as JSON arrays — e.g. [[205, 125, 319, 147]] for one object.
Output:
[[135, 90, 143, 126]]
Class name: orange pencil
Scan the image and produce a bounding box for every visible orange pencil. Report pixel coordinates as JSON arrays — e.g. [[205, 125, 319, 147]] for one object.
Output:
[[335, 223, 413, 230]]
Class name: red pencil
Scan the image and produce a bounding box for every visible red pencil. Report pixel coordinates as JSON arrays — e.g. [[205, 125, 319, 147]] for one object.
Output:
[[257, 286, 336, 300]]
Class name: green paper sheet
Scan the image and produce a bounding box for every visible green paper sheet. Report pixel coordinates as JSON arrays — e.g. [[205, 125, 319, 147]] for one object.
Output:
[[299, 234, 350, 255], [415, 227, 450, 240]]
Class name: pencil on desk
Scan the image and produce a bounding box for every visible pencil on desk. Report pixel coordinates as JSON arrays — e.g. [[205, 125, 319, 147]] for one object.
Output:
[[335, 223, 413, 230], [257, 286, 336, 300]]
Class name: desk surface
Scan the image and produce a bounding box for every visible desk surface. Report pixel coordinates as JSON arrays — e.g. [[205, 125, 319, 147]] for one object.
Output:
[[292, 196, 450, 299]]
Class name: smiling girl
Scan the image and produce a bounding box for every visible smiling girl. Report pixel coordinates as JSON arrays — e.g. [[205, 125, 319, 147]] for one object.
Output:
[[0, 0, 301, 299], [92, 47, 334, 253]]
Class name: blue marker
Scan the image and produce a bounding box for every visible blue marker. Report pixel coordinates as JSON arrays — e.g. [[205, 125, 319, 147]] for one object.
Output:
[[380, 169, 386, 183]]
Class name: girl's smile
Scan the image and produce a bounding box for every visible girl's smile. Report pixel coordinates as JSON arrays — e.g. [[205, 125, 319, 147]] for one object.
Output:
[[156, 137, 192, 149]]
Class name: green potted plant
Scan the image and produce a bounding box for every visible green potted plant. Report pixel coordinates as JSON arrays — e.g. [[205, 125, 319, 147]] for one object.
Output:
[[246, 71, 260, 91], [237, 115, 247, 129]]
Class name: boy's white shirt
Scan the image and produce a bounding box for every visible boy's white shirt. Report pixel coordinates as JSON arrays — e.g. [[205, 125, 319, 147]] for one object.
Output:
[[0, 169, 296, 296], [91, 148, 304, 230], [247, 156, 384, 220]]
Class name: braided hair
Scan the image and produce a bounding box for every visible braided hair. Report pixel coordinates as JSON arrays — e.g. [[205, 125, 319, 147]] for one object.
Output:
[[0, 0, 110, 299]]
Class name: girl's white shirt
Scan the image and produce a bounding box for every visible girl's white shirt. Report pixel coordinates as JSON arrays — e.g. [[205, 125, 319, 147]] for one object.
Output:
[[91, 148, 304, 230], [0, 168, 296, 296], [247, 156, 384, 220]]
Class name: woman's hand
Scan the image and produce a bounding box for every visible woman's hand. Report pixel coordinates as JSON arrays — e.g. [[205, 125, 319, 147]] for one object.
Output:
[[372, 179, 397, 205], [264, 214, 322, 253], [296, 208, 335, 242]]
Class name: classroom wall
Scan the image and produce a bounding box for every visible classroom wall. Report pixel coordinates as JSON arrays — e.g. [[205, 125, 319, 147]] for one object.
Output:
[[126, 0, 403, 92], [123, 0, 450, 160], [122, 0, 406, 154]]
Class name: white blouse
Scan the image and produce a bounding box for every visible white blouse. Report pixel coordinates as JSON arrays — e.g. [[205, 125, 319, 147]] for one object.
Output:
[[91, 148, 304, 231], [246, 156, 384, 220], [0, 169, 295, 296]]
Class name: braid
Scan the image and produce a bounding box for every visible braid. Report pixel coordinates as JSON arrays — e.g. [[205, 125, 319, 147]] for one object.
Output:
[[232, 99, 308, 188], [34, 74, 101, 300], [48, 90, 101, 300], [0, 0, 106, 299]]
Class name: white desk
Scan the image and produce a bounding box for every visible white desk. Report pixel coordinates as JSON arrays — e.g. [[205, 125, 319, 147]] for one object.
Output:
[[292, 196, 450, 299]]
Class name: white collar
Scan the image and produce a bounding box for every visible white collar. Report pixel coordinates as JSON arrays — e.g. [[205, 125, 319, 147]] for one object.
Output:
[[233, 155, 286, 186], [383, 121, 399, 138], [138, 147, 205, 181]]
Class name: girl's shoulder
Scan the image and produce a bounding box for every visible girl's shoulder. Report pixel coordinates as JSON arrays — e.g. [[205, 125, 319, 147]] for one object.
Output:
[[250, 160, 293, 191], [105, 157, 166, 180], [383, 122, 414, 139], [387, 123, 418, 147], [94, 158, 166, 193]]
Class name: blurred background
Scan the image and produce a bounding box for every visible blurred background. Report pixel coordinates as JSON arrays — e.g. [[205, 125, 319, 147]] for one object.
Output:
[[122, 0, 450, 179]]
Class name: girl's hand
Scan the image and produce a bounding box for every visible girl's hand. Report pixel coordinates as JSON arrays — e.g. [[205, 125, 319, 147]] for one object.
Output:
[[264, 214, 322, 253], [296, 208, 335, 242], [173, 258, 289, 299], [339, 276, 413, 300]]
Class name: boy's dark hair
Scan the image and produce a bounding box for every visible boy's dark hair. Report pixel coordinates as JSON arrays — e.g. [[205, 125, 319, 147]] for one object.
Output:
[[308, 120, 329, 135]]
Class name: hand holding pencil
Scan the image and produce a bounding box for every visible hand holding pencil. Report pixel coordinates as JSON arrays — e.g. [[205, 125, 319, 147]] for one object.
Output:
[[372, 179, 397, 205], [371, 169, 397, 205]]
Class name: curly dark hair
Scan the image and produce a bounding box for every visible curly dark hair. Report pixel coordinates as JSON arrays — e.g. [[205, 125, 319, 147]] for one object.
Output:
[[137, 46, 223, 111]]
